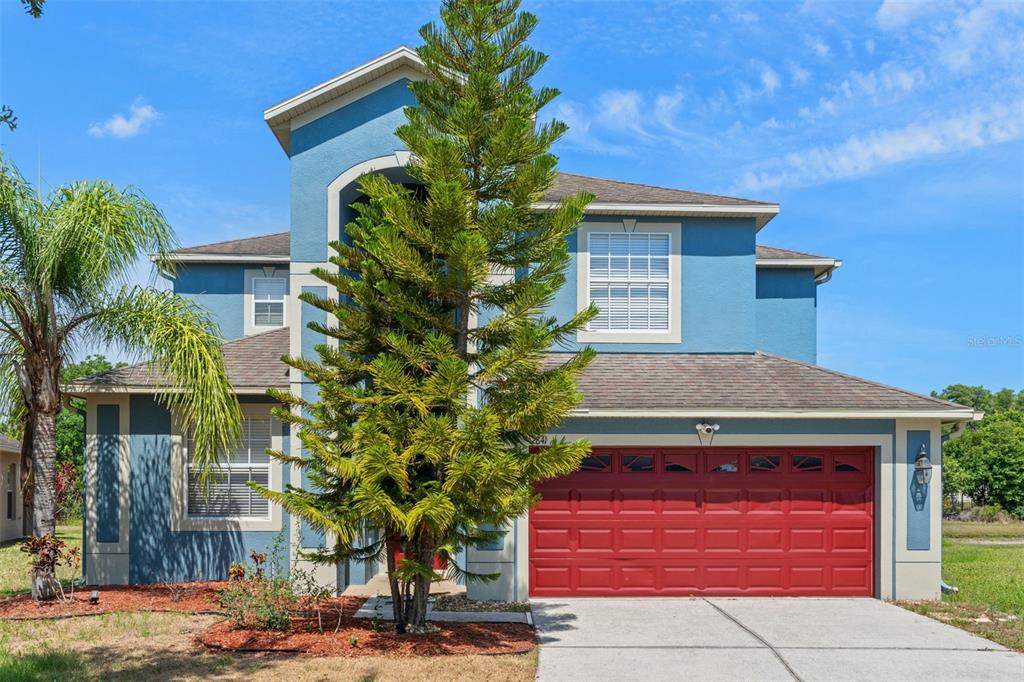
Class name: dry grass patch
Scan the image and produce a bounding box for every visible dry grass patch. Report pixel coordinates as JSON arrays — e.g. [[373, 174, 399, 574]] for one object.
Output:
[[944, 521, 1024, 540], [0, 610, 536, 681]]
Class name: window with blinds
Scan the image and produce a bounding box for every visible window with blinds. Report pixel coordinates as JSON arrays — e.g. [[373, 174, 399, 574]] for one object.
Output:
[[587, 232, 671, 332], [187, 417, 271, 519], [252, 277, 285, 327]]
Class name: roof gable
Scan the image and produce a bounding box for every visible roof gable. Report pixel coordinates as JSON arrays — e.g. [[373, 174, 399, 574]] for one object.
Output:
[[264, 46, 427, 155]]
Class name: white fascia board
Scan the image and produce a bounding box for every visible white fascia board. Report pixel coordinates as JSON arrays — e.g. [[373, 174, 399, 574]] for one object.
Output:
[[65, 385, 279, 396], [264, 46, 426, 154], [756, 258, 842, 278], [532, 201, 780, 229], [569, 408, 982, 421], [154, 253, 290, 264]]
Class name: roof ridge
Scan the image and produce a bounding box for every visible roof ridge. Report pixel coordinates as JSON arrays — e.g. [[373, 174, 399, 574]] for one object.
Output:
[[753, 351, 971, 411], [555, 170, 773, 206], [173, 231, 289, 253]]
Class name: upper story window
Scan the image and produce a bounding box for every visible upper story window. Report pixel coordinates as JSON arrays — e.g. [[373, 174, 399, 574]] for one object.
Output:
[[186, 417, 271, 519], [252, 277, 286, 328], [587, 232, 671, 333]]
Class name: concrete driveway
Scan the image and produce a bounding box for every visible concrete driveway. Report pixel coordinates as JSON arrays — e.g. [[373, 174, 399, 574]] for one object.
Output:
[[532, 598, 1024, 682]]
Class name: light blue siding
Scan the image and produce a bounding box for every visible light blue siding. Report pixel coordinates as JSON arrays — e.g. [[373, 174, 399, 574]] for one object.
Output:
[[290, 79, 415, 262], [95, 404, 120, 544], [549, 217, 757, 353], [906, 430, 931, 550], [299, 287, 328, 550], [127, 395, 289, 583], [756, 268, 817, 363]]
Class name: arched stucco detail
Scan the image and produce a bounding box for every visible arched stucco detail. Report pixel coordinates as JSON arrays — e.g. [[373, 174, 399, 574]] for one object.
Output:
[[325, 151, 412, 244]]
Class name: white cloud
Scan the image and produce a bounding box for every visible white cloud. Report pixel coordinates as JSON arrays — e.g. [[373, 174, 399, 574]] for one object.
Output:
[[876, 0, 934, 30], [864, 38, 876, 55], [653, 91, 684, 132], [789, 62, 810, 85], [760, 66, 781, 95], [804, 34, 830, 57], [596, 89, 649, 136], [551, 100, 635, 157], [730, 10, 759, 24], [88, 99, 160, 139], [937, 1, 1024, 73], [742, 99, 1024, 190]]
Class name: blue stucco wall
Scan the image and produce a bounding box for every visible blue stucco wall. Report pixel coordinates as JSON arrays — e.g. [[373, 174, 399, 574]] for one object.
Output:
[[290, 78, 415, 263], [299, 287, 328, 550], [549, 217, 757, 353], [95, 404, 120, 544], [906, 430, 931, 550], [127, 395, 290, 583], [170, 263, 285, 341], [756, 268, 817, 363]]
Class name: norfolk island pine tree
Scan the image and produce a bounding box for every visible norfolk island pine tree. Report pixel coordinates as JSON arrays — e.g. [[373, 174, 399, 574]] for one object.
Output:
[[255, 0, 598, 632]]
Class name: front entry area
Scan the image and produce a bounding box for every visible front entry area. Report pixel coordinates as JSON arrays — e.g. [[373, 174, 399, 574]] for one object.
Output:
[[530, 447, 874, 597]]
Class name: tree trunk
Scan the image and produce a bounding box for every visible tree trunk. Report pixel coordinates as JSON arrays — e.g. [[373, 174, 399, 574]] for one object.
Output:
[[407, 537, 435, 629], [385, 534, 407, 634], [30, 407, 58, 600]]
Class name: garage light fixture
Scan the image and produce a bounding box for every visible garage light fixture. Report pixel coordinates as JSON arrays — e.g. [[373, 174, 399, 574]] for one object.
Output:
[[696, 421, 719, 446], [913, 444, 932, 487]]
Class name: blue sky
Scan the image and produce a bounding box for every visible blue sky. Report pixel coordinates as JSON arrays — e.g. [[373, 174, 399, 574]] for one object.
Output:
[[1, 0, 1022, 394]]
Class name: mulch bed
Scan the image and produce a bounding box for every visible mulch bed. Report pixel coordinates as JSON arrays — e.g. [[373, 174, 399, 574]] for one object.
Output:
[[0, 582, 225, 619], [196, 596, 536, 657]]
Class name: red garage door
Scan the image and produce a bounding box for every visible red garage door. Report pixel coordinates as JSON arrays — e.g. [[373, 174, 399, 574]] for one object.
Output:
[[530, 447, 874, 597]]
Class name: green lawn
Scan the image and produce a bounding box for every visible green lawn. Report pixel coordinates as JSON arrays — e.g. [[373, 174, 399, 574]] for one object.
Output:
[[904, 523, 1024, 652], [0, 523, 82, 598]]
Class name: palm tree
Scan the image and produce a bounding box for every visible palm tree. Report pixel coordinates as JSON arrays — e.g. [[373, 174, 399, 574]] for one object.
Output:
[[0, 153, 241, 599]]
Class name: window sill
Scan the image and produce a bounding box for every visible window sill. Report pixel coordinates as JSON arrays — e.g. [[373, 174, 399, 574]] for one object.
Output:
[[577, 330, 681, 344], [171, 515, 282, 533]]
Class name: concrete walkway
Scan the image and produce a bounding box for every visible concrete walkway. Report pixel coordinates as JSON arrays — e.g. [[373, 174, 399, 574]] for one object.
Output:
[[532, 597, 1024, 682]]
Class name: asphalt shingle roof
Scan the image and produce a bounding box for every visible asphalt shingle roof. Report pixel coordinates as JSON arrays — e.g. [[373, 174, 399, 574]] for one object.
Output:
[[174, 232, 290, 256], [76, 328, 290, 392], [548, 352, 967, 413], [546, 172, 769, 207], [168, 232, 833, 263]]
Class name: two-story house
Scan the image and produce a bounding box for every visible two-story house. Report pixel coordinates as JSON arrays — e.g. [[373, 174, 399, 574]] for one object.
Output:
[[72, 47, 978, 601]]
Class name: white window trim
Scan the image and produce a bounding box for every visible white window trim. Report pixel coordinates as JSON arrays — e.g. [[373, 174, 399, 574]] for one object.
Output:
[[244, 268, 288, 336], [576, 222, 682, 344], [170, 404, 284, 532]]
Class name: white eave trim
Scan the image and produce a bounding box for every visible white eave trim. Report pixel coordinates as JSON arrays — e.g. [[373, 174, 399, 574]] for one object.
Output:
[[66, 385, 281, 396], [264, 46, 427, 154], [569, 408, 983, 421], [154, 253, 290, 264], [532, 201, 780, 229], [756, 258, 842, 278]]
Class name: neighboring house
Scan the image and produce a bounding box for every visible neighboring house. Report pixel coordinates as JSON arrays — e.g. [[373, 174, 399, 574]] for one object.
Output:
[[70, 47, 979, 600], [0, 435, 21, 543]]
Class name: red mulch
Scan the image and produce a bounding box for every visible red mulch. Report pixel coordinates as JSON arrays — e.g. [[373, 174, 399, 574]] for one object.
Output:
[[196, 596, 536, 657], [0, 582, 225, 619]]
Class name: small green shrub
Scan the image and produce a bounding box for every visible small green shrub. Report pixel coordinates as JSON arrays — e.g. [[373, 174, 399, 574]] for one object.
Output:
[[974, 505, 1012, 523], [220, 542, 296, 631]]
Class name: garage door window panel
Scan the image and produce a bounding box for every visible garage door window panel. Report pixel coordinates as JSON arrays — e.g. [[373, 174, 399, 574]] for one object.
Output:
[[708, 453, 738, 473], [622, 454, 654, 472], [665, 453, 697, 473], [792, 454, 823, 472]]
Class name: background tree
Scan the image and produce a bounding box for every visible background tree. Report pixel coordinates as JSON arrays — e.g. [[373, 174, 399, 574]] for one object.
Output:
[[944, 410, 1024, 515], [0, 154, 241, 599], [259, 0, 595, 632]]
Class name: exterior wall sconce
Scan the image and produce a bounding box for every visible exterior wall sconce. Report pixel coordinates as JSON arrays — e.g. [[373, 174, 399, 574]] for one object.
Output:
[[914, 444, 933, 487], [696, 421, 720, 446]]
